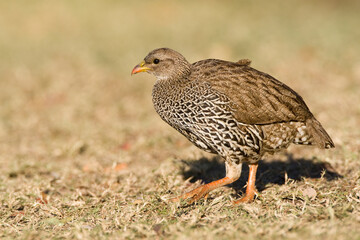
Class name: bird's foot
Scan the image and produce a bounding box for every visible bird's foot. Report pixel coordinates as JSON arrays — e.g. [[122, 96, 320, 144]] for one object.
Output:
[[233, 163, 259, 205], [169, 184, 211, 204], [232, 189, 258, 204], [233, 194, 255, 204], [169, 176, 234, 204]]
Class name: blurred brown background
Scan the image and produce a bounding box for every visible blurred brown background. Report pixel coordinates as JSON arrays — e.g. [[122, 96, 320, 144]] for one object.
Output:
[[0, 1, 359, 239]]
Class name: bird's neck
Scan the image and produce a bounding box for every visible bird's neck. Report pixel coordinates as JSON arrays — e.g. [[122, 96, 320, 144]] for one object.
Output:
[[155, 67, 191, 83], [174, 60, 192, 80]]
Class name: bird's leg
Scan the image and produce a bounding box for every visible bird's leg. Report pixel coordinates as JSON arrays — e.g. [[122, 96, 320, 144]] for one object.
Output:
[[170, 160, 242, 204], [169, 177, 234, 204], [233, 163, 258, 204]]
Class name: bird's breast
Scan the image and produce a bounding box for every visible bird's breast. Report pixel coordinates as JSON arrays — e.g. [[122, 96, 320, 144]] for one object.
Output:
[[152, 80, 206, 129], [151, 79, 264, 158]]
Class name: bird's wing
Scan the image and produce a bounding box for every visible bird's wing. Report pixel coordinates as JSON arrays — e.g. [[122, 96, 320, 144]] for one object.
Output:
[[191, 59, 313, 125]]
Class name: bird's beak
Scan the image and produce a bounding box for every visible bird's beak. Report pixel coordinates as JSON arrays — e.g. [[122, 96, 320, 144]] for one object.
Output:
[[131, 60, 151, 75]]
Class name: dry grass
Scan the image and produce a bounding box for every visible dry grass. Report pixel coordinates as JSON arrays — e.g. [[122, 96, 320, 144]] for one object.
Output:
[[0, 0, 360, 239]]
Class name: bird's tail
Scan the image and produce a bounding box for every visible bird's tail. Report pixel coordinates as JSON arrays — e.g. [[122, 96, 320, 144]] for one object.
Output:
[[306, 117, 335, 149]]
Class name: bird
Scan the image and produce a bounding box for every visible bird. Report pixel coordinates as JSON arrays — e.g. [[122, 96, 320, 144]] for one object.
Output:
[[131, 48, 334, 204]]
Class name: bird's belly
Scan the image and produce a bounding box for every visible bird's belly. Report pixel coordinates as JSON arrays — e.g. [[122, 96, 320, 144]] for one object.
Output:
[[158, 103, 262, 158], [152, 82, 262, 159], [155, 102, 217, 153]]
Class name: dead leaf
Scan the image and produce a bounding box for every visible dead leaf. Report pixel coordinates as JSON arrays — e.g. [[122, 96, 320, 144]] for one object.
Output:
[[11, 211, 25, 217], [82, 162, 99, 172], [36, 190, 50, 204], [133, 199, 143, 205], [114, 163, 128, 171], [302, 187, 317, 200], [119, 142, 131, 151], [152, 224, 165, 236], [104, 163, 128, 173]]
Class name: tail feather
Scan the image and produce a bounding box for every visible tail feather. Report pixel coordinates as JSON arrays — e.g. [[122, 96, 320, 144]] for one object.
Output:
[[306, 118, 335, 149]]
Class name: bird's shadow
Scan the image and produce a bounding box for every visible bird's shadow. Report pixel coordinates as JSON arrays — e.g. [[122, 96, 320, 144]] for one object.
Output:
[[180, 154, 341, 193]]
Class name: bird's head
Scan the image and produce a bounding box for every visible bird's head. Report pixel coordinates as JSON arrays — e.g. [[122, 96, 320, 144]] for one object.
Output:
[[131, 48, 191, 80]]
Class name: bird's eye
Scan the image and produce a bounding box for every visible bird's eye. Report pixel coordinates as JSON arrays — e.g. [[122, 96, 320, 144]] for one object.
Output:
[[153, 58, 160, 64]]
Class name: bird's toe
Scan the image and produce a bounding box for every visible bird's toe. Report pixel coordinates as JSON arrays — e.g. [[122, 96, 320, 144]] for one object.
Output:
[[169, 185, 211, 204]]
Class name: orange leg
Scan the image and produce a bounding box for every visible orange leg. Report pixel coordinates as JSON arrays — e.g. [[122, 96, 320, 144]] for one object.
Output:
[[170, 161, 243, 204], [169, 176, 237, 204], [233, 163, 258, 204]]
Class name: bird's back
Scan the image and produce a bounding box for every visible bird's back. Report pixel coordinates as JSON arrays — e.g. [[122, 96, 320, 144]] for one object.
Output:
[[190, 59, 334, 149]]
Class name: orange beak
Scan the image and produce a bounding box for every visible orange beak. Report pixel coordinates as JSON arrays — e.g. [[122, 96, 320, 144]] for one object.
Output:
[[131, 60, 151, 75]]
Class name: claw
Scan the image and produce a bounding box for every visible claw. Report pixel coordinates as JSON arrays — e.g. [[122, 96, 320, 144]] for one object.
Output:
[[233, 163, 259, 205], [169, 176, 236, 204], [232, 193, 256, 204]]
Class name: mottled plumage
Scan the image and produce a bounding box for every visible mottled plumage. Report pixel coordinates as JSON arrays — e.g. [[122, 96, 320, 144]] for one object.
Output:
[[132, 48, 334, 204]]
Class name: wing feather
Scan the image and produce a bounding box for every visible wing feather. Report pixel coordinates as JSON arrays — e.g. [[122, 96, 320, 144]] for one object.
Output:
[[191, 59, 313, 125]]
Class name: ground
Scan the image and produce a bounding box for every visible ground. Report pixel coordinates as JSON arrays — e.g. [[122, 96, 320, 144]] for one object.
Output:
[[0, 0, 360, 239]]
